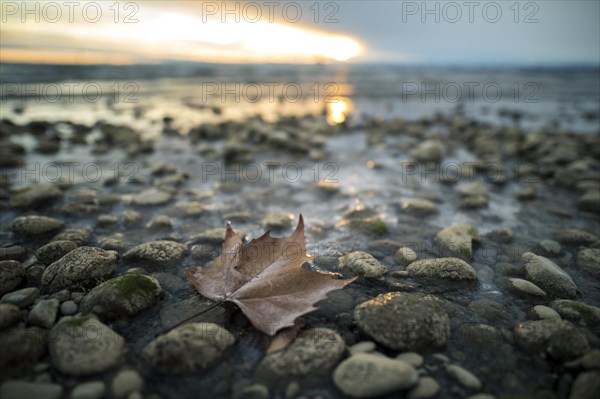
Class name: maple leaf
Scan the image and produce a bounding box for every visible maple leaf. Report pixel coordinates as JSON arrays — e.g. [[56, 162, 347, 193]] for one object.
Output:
[[188, 215, 356, 336]]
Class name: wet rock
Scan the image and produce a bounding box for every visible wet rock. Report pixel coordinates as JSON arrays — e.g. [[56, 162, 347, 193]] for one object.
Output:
[[348, 218, 388, 236], [523, 253, 578, 298], [1, 287, 40, 308], [60, 300, 77, 316], [142, 323, 234, 373], [354, 292, 450, 351], [539, 240, 562, 256], [49, 316, 126, 375], [124, 240, 187, 267], [531, 305, 561, 320], [261, 212, 293, 230], [169, 201, 210, 218], [188, 228, 228, 244], [457, 182, 488, 197], [28, 299, 59, 328], [98, 233, 128, 252], [0, 246, 27, 261], [577, 248, 600, 277], [41, 247, 115, 294], [333, 353, 418, 398], [514, 319, 589, 361], [400, 199, 438, 216], [0, 260, 24, 296], [581, 350, 600, 369], [258, 328, 345, 380], [395, 247, 418, 264], [147, 215, 172, 231], [0, 327, 47, 369], [446, 364, 482, 390], [35, 240, 78, 265], [487, 227, 513, 243], [11, 216, 64, 236], [459, 195, 489, 209], [435, 224, 480, 260], [338, 251, 387, 279], [71, 381, 106, 399], [10, 184, 62, 208], [396, 352, 424, 368], [549, 300, 600, 328], [506, 278, 546, 297], [349, 341, 376, 355], [517, 186, 537, 200], [97, 214, 119, 226], [468, 299, 512, 323], [122, 209, 142, 225], [131, 188, 172, 206], [233, 384, 270, 399], [578, 191, 600, 213], [407, 376, 440, 399], [0, 303, 22, 330], [406, 258, 478, 281], [111, 369, 144, 399], [413, 140, 443, 162], [0, 381, 62, 399], [80, 274, 162, 320], [555, 229, 599, 245], [569, 371, 600, 399], [51, 228, 92, 246]]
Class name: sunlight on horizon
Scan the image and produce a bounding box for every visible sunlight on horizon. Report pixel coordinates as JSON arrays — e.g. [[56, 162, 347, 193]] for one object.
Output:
[[1, 5, 362, 64]]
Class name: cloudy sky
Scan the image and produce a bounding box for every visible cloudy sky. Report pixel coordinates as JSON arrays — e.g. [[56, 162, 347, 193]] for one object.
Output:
[[1, 0, 598, 65]]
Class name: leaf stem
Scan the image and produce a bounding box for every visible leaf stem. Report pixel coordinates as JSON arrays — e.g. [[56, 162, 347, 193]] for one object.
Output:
[[155, 300, 224, 337]]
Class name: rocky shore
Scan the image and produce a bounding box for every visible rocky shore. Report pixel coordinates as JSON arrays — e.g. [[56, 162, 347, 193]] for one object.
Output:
[[1, 109, 599, 399]]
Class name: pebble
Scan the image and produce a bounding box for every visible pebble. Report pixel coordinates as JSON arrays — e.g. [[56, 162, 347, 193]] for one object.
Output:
[[338, 251, 387, 279], [124, 240, 188, 267], [400, 199, 438, 216], [539, 239, 561, 256], [569, 370, 600, 399], [523, 252, 578, 298], [71, 381, 106, 399], [233, 384, 270, 399], [555, 229, 598, 245], [257, 328, 345, 379], [549, 299, 600, 327], [0, 303, 22, 330], [0, 327, 47, 369], [333, 353, 418, 398], [507, 278, 546, 297], [1, 287, 40, 308], [396, 352, 424, 368], [0, 260, 24, 296], [577, 248, 600, 277], [446, 364, 482, 390], [112, 369, 144, 399], [147, 215, 172, 231], [142, 323, 234, 373], [60, 300, 78, 315], [413, 140, 443, 162], [514, 319, 589, 361], [407, 376, 440, 399], [531, 305, 561, 320], [28, 298, 59, 328], [51, 228, 92, 246], [0, 246, 27, 262], [395, 247, 417, 264], [49, 316, 126, 375], [435, 224, 480, 260], [11, 215, 64, 236], [10, 184, 63, 208], [349, 341, 376, 355], [0, 381, 63, 399], [41, 247, 116, 293], [131, 188, 172, 206], [97, 214, 119, 225], [122, 210, 142, 225], [354, 292, 450, 351], [261, 212, 293, 230], [406, 258, 478, 281], [80, 274, 162, 320], [35, 240, 78, 265]]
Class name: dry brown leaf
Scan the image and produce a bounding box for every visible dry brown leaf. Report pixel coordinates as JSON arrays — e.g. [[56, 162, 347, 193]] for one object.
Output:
[[188, 214, 356, 336], [266, 318, 306, 354]]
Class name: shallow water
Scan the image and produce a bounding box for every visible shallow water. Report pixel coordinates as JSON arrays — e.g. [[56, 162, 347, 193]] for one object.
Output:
[[1, 65, 599, 398]]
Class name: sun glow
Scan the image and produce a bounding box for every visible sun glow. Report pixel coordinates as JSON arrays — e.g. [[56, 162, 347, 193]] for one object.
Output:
[[0, 6, 362, 64], [327, 97, 352, 125]]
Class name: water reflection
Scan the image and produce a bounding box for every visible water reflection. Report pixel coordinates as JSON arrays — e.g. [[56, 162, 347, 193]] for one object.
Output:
[[327, 97, 351, 125]]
